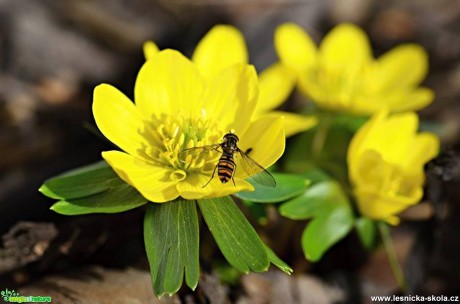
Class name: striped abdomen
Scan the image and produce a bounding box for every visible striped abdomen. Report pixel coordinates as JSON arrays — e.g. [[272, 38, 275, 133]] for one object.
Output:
[[217, 154, 235, 184]]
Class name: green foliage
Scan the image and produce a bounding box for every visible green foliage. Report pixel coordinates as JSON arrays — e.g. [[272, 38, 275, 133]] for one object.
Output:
[[280, 181, 354, 261], [271, 110, 368, 262], [198, 197, 292, 274], [300, 167, 332, 184], [355, 217, 377, 250], [40, 161, 147, 215], [198, 197, 269, 273], [265, 244, 293, 275], [144, 199, 199, 297], [41, 161, 292, 296], [283, 112, 358, 186], [235, 173, 310, 203], [332, 112, 368, 132], [40, 161, 115, 199]]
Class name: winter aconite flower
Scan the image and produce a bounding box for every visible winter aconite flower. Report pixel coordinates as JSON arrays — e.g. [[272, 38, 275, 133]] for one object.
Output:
[[93, 50, 285, 202], [144, 25, 316, 136], [347, 111, 440, 225], [275, 23, 434, 115]]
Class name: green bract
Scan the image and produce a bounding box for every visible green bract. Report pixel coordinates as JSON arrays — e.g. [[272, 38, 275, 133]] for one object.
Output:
[[280, 181, 354, 261], [40, 161, 292, 297], [40, 161, 147, 215], [144, 199, 199, 296], [235, 173, 310, 203]]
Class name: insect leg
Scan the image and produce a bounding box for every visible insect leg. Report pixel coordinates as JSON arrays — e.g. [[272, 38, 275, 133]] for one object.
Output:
[[231, 163, 236, 186], [202, 164, 218, 188]]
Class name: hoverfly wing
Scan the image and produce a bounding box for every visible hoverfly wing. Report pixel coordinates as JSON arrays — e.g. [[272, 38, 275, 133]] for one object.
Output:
[[179, 144, 221, 163], [237, 149, 276, 187]]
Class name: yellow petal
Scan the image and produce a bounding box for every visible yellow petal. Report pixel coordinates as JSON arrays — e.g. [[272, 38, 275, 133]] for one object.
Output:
[[102, 151, 180, 203], [275, 23, 317, 72], [135, 49, 205, 119], [348, 110, 438, 225], [375, 44, 428, 90], [236, 116, 285, 179], [192, 25, 248, 79], [389, 88, 435, 113], [348, 111, 386, 174], [352, 87, 434, 115], [319, 23, 371, 70], [349, 149, 388, 189], [204, 64, 259, 135], [374, 112, 418, 163], [385, 216, 401, 226], [262, 111, 317, 137], [93, 84, 149, 159], [143, 40, 159, 61], [405, 133, 440, 171], [355, 187, 422, 224], [352, 112, 419, 165], [177, 173, 253, 200], [256, 63, 296, 113], [297, 75, 328, 106]]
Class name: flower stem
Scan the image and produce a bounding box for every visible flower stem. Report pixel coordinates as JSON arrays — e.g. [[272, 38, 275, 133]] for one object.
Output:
[[311, 113, 332, 157], [377, 221, 408, 293]]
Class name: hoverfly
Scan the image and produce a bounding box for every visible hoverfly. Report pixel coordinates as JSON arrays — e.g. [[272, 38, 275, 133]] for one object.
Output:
[[179, 132, 276, 188]]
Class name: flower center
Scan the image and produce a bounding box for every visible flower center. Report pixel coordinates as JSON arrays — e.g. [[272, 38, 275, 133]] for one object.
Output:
[[142, 109, 223, 175]]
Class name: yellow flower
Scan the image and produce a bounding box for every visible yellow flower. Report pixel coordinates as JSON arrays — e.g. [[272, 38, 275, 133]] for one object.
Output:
[[93, 49, 285, 203], [144, 25, 317, 137], [275, 23, 434, 115], [347, 111, 440, 225]]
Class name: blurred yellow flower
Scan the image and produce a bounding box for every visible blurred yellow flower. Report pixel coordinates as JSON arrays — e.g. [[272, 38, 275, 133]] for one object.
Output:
[[144, 25, 317, 137], [347, 111, 440, 225], [93, 50, 285, 202], [275, 23, 434, 115]]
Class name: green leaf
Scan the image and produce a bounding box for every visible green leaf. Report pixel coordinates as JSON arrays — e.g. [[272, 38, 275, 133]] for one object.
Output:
[[355, 217, 377, 250], [279, 181, 349, 220], [235, 173, 310, 203], [144, 199, 199, 297], [301, 207, 354, 261], [40, 161, 116, 200], [280, 181, 354, 262], [301, 167, 332, 184], [50, 183, 147, 215], [332, 112, 368, 132], [198, 197, 269, 273], [265, 245, 293, 275], [283, 113, 354, 186], [41, 161, 147, 215]]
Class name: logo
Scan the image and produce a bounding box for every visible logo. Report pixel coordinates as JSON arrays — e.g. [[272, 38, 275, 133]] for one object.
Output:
[[1, 289, 52, 303]]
